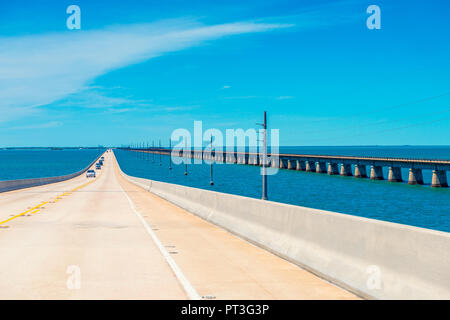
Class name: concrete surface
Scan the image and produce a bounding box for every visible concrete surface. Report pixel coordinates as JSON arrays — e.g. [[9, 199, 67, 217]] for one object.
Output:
[[0, 151, 357, 300], [118, 155, 450, 300]]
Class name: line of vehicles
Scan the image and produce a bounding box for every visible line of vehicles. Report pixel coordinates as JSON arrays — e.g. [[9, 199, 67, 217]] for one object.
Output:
[[86, 155, 105, 178]]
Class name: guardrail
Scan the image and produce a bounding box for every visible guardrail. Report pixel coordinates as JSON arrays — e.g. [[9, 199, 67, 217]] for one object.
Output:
[[116, 154, 450, 299], [0, 152, 104, 193]]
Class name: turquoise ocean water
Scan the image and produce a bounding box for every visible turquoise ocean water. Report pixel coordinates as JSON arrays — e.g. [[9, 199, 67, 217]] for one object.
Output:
[[1, 147, 448, 233], [0, 149, 103, 181], [115, 146, 450, 233]]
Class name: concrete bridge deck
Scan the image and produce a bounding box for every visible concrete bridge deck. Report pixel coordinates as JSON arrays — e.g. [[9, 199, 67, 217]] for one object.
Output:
[[0, 152, 357, 299]]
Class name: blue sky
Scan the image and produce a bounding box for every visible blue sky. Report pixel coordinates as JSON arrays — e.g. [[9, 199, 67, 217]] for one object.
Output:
[[0, 0, 449, 147]]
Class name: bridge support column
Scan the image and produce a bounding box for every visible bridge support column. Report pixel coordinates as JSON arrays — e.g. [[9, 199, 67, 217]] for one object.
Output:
[[354, 164, 367, 178], [408, 168, 424, 185], [340, 164, 352, 176], [306, 161, 315, 172], [287, 160, 295, 170], [296, 160, 306, 171], [388, 167, 402, 182], [431, 170, 448, 188], [316, 162, 327, 173], [328, 163, 339, 175], [370, 165, 384, 180], [279, 159, 287, 169], [270, 158, 279, 168]]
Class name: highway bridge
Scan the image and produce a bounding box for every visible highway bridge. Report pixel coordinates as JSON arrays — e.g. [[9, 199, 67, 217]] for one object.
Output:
[[0, 151, 357, 299], [129, 148, 450, 187]]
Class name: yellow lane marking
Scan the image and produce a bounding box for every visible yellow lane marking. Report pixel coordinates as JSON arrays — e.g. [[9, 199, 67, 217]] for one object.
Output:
[[0, 159, 105, 227], [0, 201, 48, 226]]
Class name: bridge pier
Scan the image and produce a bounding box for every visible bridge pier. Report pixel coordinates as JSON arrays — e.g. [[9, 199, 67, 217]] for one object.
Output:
[[328, 163, 339, 175], [287, 160, 295, 170], [279, 159, 287, 169], [408, 168, 424, 185], [431, 170, 448, 188], [388, 167, 402, 182], [296, 160, 306, 171], [226, 153, 236, 164], [306, 161, 316, 172], [270, 158, 279, 168], [370, 165, 384, 180], [354, 164, 367, 178], [316, 162, 327, 173], [340, 164, 352, 176]]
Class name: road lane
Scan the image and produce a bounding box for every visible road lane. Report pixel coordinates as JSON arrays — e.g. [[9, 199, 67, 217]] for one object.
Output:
[[0, 151, 358, 299], [0, 158, 100, 223], [0, 152, 187, 299], [114, 153, 359, 300]]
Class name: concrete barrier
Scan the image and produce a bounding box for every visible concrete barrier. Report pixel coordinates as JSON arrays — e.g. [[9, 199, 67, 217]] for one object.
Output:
[[0, 152, 104, 193], [116, 159, 450, 300]]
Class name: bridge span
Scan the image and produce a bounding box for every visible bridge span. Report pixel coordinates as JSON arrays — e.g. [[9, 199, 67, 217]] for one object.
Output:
[[0, 151, 356, 299], [127, 148, 450, 188]]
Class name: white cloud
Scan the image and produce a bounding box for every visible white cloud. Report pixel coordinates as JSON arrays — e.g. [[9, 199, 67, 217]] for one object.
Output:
[[276, 96, 294, 100], [0, 19, 291, 122], [222, 85, 231, 89], [57, 90, 151, 109], [9, 121, 63, 130]]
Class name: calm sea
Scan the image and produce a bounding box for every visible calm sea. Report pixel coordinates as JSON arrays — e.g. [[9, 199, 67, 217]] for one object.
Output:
[[115, 146, 450, 233], [0, 149, 103, 181]]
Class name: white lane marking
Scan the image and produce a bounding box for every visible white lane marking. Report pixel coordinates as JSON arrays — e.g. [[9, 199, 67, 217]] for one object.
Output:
[[118, 182, 201, 300]]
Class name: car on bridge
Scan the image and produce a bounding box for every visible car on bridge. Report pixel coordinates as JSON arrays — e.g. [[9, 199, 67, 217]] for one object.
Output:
[[86, 169, 96, 178]]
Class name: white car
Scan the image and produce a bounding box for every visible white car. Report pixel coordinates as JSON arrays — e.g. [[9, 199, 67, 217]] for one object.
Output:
[[86, 169, 96, 178]]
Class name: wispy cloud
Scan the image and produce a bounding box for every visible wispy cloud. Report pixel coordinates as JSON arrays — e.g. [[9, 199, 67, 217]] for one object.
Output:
[[57, 90, 152, 109], [276, 96, 294, 100], [0, 19, 291, 122], [9, 121, 63, 130]]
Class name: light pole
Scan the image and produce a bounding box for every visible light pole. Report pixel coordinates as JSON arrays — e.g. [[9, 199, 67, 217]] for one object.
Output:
[[257, 111, 268, 200], [152, 141, 155, 163], [184, 139, 188, 175], [169, 138, 172, 170], [210, 135, 214, 186], [159, 140, 162, 166]]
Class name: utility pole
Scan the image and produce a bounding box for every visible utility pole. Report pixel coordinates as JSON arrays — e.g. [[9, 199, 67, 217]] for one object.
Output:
[[262, 111, 268, 200], [159, 140, 162, 166], [210, 135, 214, 185], [169, 138, 172, 170], [184, 139, 188, 175], [257, 111, 268, 200]]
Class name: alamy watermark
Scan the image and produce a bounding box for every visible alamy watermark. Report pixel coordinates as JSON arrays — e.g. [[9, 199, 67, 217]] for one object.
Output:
[[367, 5, 381, 30], [66, 5, 81, 30], [170, 121, 280, 176], [66, 265, 81, 290]]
